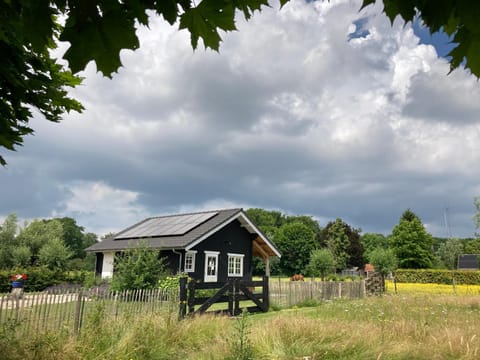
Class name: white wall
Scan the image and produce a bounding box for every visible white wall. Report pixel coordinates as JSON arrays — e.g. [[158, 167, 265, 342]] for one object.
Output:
[[101, 252, 115, 278]]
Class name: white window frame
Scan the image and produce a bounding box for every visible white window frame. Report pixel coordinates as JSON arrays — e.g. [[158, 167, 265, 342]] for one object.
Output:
[[227, 253, 244, 277], [184, 250, 197, 273], [204, 251, 220, 282]]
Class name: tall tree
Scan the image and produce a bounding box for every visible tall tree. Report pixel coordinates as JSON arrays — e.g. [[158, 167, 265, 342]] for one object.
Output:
[[275, 222, 317, 276], [390, 209, 434, 269], [361, 233, 389, 260], [0, 213, 18, 268], [320, 218, 364, 271], [16, 219, 64, 265], [38, 238, 73, 270], [3, 1, 480, 164], [47, 217, 87, 259]]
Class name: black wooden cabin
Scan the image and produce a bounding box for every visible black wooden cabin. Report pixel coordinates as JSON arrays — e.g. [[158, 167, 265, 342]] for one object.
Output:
[[86, 208, 281, 283]]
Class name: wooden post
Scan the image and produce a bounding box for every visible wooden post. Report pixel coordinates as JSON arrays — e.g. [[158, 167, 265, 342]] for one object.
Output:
[[179, 277, 187, 319], [73, 290, 83, 336], [234, 279, 240, 315], [228, 280, 234, 316], [262, 276, 269, 311], [187, 281, 196, 315], [265, 257, 270, 277]]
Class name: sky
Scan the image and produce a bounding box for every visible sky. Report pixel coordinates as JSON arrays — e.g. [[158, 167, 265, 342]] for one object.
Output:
[[1, 0, 480, 239]]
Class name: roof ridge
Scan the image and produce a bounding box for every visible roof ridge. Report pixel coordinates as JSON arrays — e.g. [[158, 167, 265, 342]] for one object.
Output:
[[145, 207, 242, 220]]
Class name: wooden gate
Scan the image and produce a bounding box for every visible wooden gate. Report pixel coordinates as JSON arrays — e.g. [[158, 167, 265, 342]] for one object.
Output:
[[179, 276, 269, 318]]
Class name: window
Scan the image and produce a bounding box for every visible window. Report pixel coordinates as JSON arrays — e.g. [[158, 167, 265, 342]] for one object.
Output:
[[228, 253, 244, 277], [184, 251, 196, 272]]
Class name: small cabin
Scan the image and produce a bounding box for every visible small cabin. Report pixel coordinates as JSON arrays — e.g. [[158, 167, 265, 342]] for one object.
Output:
[[86, 208, 281, 283]]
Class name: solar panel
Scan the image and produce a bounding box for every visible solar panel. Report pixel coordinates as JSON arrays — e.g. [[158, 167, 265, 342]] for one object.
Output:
[[457, 254, 479, 270], [115, 211, 218, 239]]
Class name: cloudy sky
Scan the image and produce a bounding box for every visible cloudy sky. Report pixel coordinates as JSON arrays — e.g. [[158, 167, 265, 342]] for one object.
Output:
[[1, 0, 480, 238]]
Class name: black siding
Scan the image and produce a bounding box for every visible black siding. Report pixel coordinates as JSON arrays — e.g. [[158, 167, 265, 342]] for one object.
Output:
[[160, 250, 182, 274], [189, 219, 254, 282]]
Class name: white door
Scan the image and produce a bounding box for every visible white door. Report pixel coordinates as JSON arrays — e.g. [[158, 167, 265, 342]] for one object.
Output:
[[204, 251, 219, 282]]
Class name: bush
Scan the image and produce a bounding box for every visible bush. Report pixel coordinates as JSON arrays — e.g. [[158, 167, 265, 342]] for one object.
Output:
[[0, 268, 94, 293], [395, 269, 480, 285]]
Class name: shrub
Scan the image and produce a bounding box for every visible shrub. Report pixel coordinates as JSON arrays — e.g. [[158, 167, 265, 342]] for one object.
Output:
[[0, 268, 94, 293], [395, 269, 480, 285]]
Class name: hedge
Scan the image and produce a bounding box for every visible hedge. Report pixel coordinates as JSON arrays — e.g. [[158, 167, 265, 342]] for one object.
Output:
[[395, 269, 480, 285], [0, 268, 94, 293]]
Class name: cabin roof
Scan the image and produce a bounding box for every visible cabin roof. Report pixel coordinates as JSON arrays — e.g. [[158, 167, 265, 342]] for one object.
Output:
[[85, 208, 281, 258]]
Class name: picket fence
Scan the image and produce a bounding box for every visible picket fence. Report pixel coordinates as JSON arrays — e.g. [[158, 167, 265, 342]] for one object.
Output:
[[0, 287, 178, 336], [0, 279, 366, 336], [269, 279, 366, 308]]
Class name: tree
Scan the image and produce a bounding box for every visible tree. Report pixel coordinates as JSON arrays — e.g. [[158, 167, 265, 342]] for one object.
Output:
[[11, 246, 32, 268], [320, 218, 364, 271], [38, 238, 74, 270], [110, 242, 167, 291], [16, 219, 64, 265], [3, 0, 480, 164], [0, 213, 18, 268], [436, 238, 464, 269], [368, 248, 398, 292], [361, 233, 389, 260], [390, 209, 434, 269], [274, 222, 317, 276], [307, 249, 335, 281], [474, 197, 480, 237]]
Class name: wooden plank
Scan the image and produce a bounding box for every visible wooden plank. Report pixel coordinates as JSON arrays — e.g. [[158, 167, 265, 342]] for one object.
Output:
[[238, 284, 266, 312], [195, 282, 230, 314]]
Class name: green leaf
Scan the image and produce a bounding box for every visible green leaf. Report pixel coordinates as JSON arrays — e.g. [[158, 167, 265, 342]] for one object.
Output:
[[180, 0, 236, 50], [60, 8, 139, 76], [155, 0, 179, 25]]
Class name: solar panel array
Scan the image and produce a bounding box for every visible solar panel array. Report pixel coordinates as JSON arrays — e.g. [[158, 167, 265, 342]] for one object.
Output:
[[457, 254, 479, 270], [115, 211, 218, 239]]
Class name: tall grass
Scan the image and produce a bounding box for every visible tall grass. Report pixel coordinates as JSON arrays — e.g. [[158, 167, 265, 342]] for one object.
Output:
[[2, 294, 480, 359]]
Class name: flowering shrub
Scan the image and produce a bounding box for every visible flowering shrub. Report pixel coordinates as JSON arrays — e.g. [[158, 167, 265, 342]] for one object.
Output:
[[11, 273, 27, 281]]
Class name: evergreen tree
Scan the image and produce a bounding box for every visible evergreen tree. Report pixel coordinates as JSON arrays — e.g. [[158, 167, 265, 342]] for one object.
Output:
[[390, 209, 434, 269]]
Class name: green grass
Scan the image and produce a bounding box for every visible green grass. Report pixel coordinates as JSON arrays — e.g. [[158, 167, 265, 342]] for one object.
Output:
[[2, 293, 480, 359]]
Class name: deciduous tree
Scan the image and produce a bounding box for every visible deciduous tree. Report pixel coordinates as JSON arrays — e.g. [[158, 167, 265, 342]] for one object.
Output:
[[275, 222, 317, 275], [320, 218, 364, 271], [307, 248, 335, 280], [436, 238, 464, 269]]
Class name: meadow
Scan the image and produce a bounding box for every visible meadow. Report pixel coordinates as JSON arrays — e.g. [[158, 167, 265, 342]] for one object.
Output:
[[2, 283, 480, 360]]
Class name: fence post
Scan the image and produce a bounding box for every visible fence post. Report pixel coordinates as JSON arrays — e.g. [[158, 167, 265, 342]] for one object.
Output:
[[228, 280, 234, 316], [179, 277, 187, 319], [187, 281, 196, 315], [73, 290, 83, 336]]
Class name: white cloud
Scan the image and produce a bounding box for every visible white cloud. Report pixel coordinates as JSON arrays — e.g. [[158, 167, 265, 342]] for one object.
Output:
[[54, 181, 149, 236], [1, 0, 480, 238]]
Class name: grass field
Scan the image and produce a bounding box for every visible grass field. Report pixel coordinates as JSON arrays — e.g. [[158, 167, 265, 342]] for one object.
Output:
[[2, 283, 480, 359]]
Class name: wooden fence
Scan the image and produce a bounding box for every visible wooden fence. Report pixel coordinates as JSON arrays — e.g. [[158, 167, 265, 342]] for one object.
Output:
[[180, 276, 269, 317], [0, 288, 177, 336], [1, 279, 366, 336], [269, 279, 366, 308]]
